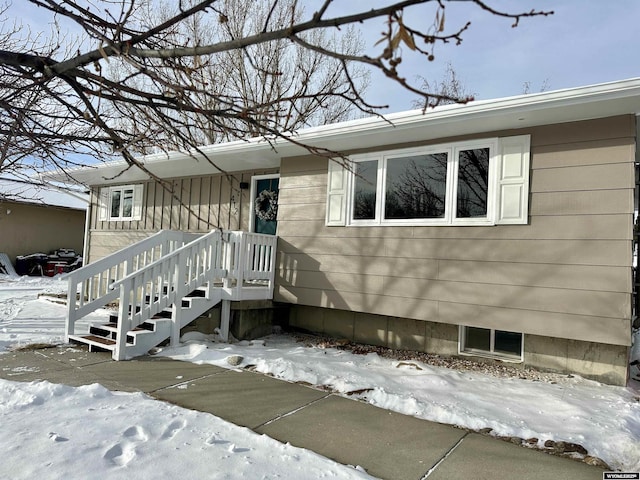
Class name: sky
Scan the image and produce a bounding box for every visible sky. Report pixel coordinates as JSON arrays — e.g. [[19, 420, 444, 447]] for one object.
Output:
[[321, 0, 640, 111], [7, 1, 640, 113]]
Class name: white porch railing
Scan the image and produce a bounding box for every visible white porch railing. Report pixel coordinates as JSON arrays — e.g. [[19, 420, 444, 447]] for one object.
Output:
[[223, 231, 278, 298], [64, 230, 198, 336], [64, 229, 277, 360]]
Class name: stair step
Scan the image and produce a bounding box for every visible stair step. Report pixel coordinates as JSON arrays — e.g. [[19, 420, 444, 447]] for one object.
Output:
[[68, 334, 117, 352], [72, 280, 223, 359], [186, 288, 207, 298], [144, 286, 206, 304], [110, 310, 172, 324], [83, 334, 116, 345]]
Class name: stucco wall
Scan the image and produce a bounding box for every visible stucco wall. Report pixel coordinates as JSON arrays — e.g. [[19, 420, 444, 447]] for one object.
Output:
[[0, 201, 85, 263], [274, 116, 635, 349]]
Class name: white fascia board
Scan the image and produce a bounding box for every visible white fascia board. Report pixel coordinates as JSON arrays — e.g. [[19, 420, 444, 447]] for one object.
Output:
[[50, 78, 640, 186]]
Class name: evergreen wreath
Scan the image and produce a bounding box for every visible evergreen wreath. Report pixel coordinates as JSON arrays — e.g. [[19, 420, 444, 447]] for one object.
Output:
[[254, 189, 278, 221]]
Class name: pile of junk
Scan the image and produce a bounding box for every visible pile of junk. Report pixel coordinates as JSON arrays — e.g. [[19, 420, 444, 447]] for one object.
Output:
[[14, 248, 83, 277]]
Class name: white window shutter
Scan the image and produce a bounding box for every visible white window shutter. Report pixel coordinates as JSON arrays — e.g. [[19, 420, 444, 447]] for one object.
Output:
[[496, 135, 530, 225], [132, 184, 144, 220], [98, 187, 109, 221], [326, 160, 347, 226]]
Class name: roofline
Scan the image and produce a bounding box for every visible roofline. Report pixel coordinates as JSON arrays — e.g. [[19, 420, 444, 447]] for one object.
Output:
[[142, 77, 640, 159], [48, 77, 640, 185]]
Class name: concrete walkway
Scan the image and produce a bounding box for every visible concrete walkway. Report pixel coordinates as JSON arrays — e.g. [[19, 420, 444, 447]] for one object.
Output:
[[0, 346, 605, 480]]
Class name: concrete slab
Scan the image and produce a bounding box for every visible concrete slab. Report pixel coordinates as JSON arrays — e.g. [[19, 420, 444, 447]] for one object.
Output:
[[0, 348, 609, 480], [1, 348, 122, 388], [152, 370, 329, 429], [39, 344, 112, 367], [79, 356, 226, 393], [428, 433, 604, 480], [257, 394, 467, 480], [0, 349, 72, 382]]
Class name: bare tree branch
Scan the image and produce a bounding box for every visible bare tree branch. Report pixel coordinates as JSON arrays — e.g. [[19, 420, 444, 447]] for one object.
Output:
[[0, 0, 552, 210]]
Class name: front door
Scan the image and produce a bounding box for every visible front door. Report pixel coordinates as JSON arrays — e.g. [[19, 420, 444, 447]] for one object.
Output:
[[252, 175, 279, 235]]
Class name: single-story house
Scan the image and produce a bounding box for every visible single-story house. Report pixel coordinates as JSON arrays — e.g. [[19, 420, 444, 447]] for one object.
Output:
[[53, 78, 640, 385], [0, 178, 88, 269]]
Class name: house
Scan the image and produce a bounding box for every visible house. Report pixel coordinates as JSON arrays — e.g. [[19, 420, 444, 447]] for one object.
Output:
[[53, 78, 640, 385], [0, 178, 88, 270]]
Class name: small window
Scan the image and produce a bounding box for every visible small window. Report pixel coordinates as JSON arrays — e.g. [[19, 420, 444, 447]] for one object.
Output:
[[353, 160, 378, 220], [456, 147, 490, 219], [460, 326, 523, 360], [99, 185, 143, 221]]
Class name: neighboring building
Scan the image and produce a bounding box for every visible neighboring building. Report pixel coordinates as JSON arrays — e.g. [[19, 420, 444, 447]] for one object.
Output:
[[0, 179, 88, 266], [55, 79, 640, 385]]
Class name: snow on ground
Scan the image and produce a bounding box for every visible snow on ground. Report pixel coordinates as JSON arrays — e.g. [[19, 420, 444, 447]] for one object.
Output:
[[0, 275, 98, 351], [1, 275, 640, 474], [159, 334, 640, 472], [0, 380, 374, 480], [0, 275, 374, 480]]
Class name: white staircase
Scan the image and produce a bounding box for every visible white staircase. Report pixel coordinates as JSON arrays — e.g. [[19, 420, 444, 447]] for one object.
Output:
[[64, 230, 276, 360]]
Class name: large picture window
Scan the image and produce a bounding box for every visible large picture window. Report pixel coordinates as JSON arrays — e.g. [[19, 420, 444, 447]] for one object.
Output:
[[347, 140, 498, 226], [325, 135, 530, 227], [384, 152, 448, 220]]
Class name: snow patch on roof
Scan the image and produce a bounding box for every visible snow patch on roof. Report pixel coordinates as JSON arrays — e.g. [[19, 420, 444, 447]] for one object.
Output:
[[0, 178, 88, 210]]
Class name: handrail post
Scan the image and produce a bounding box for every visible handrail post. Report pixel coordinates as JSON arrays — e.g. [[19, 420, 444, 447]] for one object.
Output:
[[115, 282, 130, 360], [235, 232, 247, 297], [64, 272, 78, 341], [222, 231, 233, 289], [268, 236, 277, 297], [170, 250, 186, 347]]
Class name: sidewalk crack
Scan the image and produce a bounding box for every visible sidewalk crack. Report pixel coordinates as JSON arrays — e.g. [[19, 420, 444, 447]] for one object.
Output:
[[149, 370, 229, 394], [254, 393, 333, 430], [421, 432, 468, 479]]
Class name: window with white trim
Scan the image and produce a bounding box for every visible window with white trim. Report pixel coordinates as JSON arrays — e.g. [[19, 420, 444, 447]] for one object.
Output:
[[460, 326, 523, 361], [326, 135, 530, 227], [98, 184, 143, 221]]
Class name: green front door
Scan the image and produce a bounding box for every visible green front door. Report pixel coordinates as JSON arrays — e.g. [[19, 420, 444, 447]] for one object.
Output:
[[253, 177, 279, 235]]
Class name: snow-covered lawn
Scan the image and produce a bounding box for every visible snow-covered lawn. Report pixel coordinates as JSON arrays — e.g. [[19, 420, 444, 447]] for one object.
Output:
[[158, 334, 640, 471], [0, 380, 373, 479], [0, 276, 373, 480], [1, 274, 640, 475]]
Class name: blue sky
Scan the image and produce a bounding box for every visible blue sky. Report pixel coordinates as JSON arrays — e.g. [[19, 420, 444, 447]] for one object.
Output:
[[12, 0, 640, 113], [324, 0, 640, 111]]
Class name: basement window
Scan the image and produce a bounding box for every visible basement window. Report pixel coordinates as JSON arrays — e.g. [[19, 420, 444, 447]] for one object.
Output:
[[459, 326, 523, 361]]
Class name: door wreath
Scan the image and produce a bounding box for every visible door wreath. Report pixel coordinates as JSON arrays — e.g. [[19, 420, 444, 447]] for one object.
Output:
[[254, 189, 278, 221]]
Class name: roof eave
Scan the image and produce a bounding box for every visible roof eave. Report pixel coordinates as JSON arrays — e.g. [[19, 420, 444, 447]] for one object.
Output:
[[48, 78, 640, 186]]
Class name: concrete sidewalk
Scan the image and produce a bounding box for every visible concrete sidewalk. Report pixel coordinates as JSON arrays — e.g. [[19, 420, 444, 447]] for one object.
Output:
[[1, 346, 605, 480]]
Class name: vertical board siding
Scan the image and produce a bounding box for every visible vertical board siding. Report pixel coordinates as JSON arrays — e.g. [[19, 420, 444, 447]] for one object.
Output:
[[275, 116, 635, 346], [87, 168, 277, 261]]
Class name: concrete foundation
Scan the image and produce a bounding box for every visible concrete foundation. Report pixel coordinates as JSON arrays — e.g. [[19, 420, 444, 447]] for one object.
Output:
[[180, 300, 289, 341], [287, 305, 630, 386], [524, 334, 629, 385], [288, 305, 458, 355]]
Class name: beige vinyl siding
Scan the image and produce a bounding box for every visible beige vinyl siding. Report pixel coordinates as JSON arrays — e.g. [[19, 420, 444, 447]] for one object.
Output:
[[275, 116, 635, 347], [87, 168, 277, 262]]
